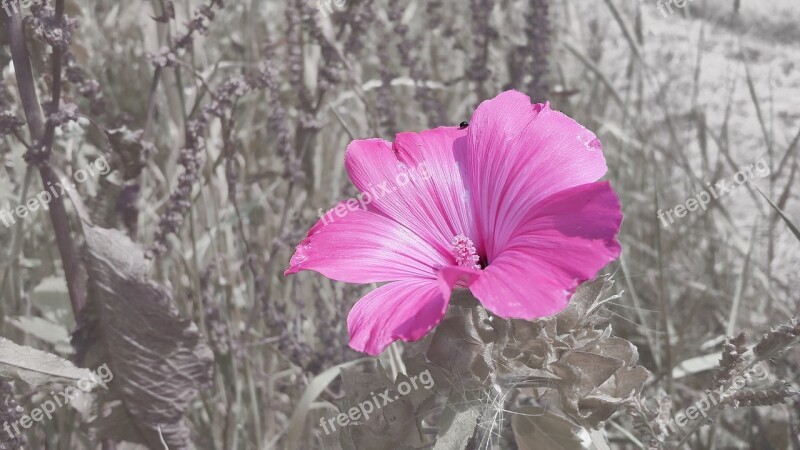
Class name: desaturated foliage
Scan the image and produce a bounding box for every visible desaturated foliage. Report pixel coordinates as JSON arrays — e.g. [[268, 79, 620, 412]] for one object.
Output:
[[0, 0, 798, 449], [75, 225, 214, 448]]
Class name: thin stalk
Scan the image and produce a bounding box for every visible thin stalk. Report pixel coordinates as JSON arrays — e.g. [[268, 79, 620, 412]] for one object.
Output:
[[5, 1, 85, 314], [0, 167, 34, 319]]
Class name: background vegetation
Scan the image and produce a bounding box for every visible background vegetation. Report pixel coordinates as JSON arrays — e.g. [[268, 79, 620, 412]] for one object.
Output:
[[0, 0, 798, 448]]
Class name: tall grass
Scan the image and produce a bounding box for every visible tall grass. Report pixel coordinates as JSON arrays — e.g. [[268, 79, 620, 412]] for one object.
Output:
[[0, 0, 798, 448]]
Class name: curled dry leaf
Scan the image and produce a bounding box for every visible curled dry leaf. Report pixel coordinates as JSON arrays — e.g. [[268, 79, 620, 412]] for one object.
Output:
[[432, 390, 480, 450], [337, 365, 432, 449], [402, 276, 650, 447], [426, 310, 493, 385], [73, 225, 214, 449], [555, 275, 618, 333], [547, 282, 650, 427]]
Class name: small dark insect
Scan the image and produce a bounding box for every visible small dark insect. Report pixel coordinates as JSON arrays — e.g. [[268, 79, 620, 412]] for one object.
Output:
[[459, 121, 469, 129]]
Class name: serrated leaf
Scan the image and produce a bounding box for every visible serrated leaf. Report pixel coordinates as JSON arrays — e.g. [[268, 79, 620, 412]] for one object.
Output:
[[0, 337, 96, 387]]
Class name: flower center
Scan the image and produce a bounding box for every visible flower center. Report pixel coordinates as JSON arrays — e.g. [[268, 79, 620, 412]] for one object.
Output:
[[451, 234, 481, 270]]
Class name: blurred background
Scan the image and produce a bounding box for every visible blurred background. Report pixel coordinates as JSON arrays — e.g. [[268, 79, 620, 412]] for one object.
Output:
[[0, 0, 798, 448]]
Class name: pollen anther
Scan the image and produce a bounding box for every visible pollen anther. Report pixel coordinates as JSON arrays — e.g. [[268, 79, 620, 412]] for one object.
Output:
[[451, 234, 481, 270]]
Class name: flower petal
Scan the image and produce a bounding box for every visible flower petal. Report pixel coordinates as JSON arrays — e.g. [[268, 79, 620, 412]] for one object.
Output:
[[468, 182, 622, 319], [466, 90, 609, 257], [345, 130, 477, 259], [348, 272, 459, 355], [285, 201, 448, 283]]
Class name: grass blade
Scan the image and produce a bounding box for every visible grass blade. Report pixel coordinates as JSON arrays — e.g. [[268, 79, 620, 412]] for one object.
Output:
[[757, 187, 800, 243]]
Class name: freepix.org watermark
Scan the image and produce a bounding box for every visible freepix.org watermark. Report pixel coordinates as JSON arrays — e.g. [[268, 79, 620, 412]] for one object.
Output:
[[317, 0, 346, 18], [319, 369, 434, 435], [658, 158, 770, 227], [2, 364, 113, 439], [646, 362, 769, 449], [655, 0, 697, 17], [1, 0, 44, 17], [317, 161, 432, 226], [0, 156, 110, 228]]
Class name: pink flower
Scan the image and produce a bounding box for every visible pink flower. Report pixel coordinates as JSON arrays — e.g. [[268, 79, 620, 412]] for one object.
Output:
[[285, 91, 622, 355]]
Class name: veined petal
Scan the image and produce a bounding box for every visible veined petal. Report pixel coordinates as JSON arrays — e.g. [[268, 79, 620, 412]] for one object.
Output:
[[468, 182, 622, 319], [285, 202, 448, 283], [344, 130, 477, 259], [348, 270, 463, 355], [466, 90, 609, 258], [286, 90, 626, 355]]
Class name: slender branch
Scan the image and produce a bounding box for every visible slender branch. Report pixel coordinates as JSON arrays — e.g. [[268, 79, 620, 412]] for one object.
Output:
[[39, 0, 66, 152], [5, 1, 86, 314], [6, 15, 44, 138], [142, 66, 163, 140]]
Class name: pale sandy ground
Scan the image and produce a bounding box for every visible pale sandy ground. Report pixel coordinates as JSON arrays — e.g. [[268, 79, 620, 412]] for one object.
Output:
[[564, 0, 800, 287], [650, 0, 800, 280], [659, 0, 799, 267]]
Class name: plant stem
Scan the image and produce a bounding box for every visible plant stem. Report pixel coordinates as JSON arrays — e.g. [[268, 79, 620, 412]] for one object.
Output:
[[5, 1, 85, 315]]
